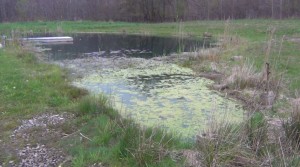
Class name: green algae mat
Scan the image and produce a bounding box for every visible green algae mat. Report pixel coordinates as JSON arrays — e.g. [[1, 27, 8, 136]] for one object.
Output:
[[73, 62, 244, 138]]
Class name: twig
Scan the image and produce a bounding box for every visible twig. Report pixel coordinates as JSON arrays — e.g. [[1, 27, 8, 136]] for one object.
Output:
[[266, 149, 273, 167], [61, 129, 81, 139], [80, 132, 92, 141], [278, 137, 287, 167]]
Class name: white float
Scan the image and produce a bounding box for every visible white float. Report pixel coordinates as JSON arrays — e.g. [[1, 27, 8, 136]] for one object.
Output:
[[23, 36, 73, 43]]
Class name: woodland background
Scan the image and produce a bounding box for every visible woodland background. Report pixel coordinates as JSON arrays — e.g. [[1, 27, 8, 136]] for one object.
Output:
[[0, 0, 299, 22]]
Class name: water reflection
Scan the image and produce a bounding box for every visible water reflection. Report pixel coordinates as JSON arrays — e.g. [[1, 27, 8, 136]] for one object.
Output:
[[33, 33, 210, 60]]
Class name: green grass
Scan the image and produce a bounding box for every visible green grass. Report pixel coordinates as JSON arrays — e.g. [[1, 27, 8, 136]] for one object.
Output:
[[0, 47, 88, 163], [0, 48, 86, 117], [0, 19, 299, 39], [64, 95, 188, 167], [0, 48, 87, 116]]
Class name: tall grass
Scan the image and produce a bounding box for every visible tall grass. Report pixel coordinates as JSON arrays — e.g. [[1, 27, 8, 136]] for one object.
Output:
[[225, 62, 261, 90], [283, 100, 300, 150], [194, 110, 300, 167], [196, 113, 268, 167]]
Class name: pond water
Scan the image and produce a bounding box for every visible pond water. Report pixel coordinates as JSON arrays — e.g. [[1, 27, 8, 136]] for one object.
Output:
[[34, 33, 211, 60], [37, 34, 244, 139]]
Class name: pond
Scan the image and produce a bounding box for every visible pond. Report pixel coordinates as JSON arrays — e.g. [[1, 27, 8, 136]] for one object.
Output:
[[37, 33, 244, 139], [33, 33, 211, 60]]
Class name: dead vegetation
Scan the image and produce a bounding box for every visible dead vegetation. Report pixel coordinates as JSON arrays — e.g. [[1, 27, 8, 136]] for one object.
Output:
[[187, 108, 300, 167], [174, 21, 300, 166], [283, 97, 300, 151], [177, 22, 285, 111]]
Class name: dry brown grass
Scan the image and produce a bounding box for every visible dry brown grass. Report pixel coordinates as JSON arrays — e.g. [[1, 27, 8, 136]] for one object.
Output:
[[225, 63, 261, 90], [196, 48, 221, 62], [283, 98, 300, 151], [193, 109, 300, 167], [221, 61, 283, 94], [195, 120, 262, 167]]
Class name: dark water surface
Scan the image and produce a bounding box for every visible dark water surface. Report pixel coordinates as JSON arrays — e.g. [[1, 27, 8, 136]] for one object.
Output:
[[34, 33, 210, 60]]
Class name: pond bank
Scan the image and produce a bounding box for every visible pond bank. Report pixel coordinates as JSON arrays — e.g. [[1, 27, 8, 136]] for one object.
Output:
[[0, 47, 191, 166]]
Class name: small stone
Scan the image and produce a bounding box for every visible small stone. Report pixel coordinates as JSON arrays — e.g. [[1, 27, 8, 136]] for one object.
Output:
[[29, 120, 34, 125], [203, 32, 213, 38], [230, 56, 243, 61]]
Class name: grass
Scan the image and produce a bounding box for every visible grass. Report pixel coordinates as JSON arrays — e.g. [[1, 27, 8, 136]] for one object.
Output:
[[224, 62, 262, 90], [64, 95, 188, 167], [0, 47, 83, 118], [195, 111, 300, 167], [0, 19, 299, 39], [283, 101, 300, 150], [0, 46, 89, 163]]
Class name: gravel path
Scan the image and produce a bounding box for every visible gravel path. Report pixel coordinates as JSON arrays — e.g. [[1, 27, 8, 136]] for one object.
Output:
[[3, 113, 73, 167]]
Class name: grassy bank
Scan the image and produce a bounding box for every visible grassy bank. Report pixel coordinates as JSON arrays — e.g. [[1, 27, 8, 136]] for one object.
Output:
[[67, 95, 189, 167], [0, 47, 187, 166], [0, 46, 83, 163]]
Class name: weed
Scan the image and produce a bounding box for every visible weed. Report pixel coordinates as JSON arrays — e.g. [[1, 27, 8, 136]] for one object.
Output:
[[63, 85, 88, 100], [180, 59, 193, 68], [244, 112, 268, 155]]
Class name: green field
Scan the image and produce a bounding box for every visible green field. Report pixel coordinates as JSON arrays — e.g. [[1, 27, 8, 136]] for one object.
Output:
[[0, 19, 300, 40], [1, 20, 300, 166]]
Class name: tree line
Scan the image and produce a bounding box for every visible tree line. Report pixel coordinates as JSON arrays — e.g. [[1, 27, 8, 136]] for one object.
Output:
[[0, 0, 299, 22]]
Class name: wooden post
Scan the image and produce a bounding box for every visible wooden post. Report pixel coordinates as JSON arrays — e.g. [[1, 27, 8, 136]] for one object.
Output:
[[266, 62, 271, 92]]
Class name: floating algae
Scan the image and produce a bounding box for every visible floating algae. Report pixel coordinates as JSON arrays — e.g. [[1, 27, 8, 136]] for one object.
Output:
[[73, 61, 244, 138]]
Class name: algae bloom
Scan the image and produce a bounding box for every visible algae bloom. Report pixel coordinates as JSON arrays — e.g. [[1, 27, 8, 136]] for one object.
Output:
[[72, 60, 244, 138]]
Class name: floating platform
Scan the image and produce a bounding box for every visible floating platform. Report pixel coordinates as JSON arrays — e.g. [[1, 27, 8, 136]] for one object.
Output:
[[23, 37, 73, 43], [35, 41, 74, 46]]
